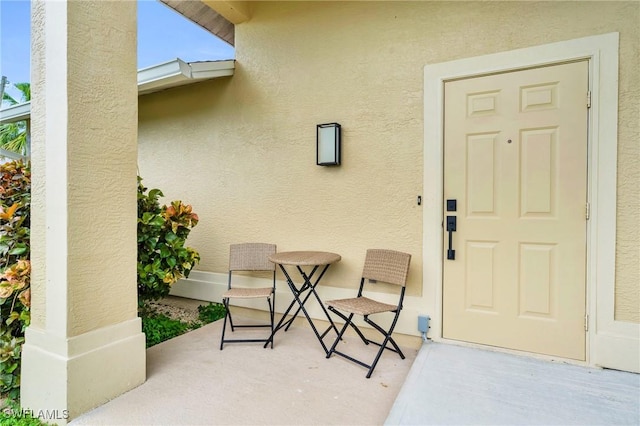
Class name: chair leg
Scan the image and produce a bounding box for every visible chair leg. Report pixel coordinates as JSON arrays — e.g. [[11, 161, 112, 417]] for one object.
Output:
[[364, 331, 405, 378], [364, 315, 406, 359], [227, 303, 236, 332], [349, 319, 370, 345], [327, 312, 353, 358], [364, 311, 404, 378], [367, 337, 389, 378], [220, 298, 230, 350], [267, 296, 274, 349], [328, 306, 369, 345], [326, 308, 406, 378], [387, 337, 405, 358], [221, 295, 275, 349]]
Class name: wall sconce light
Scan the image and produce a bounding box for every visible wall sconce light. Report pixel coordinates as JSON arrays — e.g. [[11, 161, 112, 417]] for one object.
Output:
[[316, 122, 341, 166]]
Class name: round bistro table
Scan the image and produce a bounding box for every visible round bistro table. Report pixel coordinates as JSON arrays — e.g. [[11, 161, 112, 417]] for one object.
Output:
[[264, 251, 341, 354]]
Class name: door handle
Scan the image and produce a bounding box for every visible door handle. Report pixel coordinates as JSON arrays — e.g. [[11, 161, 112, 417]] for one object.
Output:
[[446, 215, 456, 260]]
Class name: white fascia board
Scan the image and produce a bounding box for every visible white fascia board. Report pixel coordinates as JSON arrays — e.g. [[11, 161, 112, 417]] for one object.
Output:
[[0, 59, 235, 123], [0, 101, 31, 125], [0, 148, 27, 162], [189, 60, 235, 79], [137, 58, 235, 95]]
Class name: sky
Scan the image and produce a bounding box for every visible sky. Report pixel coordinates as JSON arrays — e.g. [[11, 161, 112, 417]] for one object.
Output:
[[0, 0, 235, 103]]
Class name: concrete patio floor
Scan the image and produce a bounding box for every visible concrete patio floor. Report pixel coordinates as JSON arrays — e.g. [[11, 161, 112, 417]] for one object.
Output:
[[71, 299, 639, 425], [71, 312, 418, 425], [387, 342, 640, 425]]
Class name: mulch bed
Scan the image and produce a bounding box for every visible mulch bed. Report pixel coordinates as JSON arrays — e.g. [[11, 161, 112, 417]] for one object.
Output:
[[147, 300, 200, 323]]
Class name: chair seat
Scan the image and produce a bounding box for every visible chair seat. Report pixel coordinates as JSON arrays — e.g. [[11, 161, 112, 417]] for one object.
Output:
[[326, 297, 396, 316], [223, 287, 273, 299]]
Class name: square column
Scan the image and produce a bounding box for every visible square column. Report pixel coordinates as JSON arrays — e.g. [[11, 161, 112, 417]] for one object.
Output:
[[20, 1, 145, 423]]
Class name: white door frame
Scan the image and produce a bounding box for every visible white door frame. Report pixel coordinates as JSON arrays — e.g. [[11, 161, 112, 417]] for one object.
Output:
[[423, 33, 638, 371]]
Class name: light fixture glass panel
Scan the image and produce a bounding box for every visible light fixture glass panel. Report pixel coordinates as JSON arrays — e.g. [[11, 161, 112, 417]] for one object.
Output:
[[317, 123, 340, 166], [318, 126, 336, 164]]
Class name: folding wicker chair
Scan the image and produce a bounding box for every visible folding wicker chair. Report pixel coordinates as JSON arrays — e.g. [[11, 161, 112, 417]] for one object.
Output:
[[220, 243, 277, 350], [325, 249, 411, 378]]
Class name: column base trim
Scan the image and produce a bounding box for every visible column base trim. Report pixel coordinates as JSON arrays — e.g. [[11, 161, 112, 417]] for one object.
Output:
[[20, 319, 146, 423]]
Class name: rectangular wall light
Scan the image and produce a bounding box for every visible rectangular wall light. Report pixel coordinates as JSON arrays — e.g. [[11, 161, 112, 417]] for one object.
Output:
[[316, 123, 341, 166]]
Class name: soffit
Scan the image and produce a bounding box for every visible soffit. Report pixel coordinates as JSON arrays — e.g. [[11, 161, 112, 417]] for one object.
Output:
[[160, 0, 235, 46]]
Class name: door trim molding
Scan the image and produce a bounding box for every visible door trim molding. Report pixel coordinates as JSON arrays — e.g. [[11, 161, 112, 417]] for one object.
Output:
[[423, 33, 637, 371]]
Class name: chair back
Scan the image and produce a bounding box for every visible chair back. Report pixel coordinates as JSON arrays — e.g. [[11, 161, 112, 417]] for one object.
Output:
[[361, 249, 411, 287], [229, 243, 277, 272]]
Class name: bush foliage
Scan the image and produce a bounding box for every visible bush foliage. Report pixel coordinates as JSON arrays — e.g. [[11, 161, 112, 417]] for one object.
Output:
[[137, 177, 200, 303], [1, 400, 51, 426], [0, 161, 31, 400], [197, 302, 226, 324], [141, 313, 192, 348]]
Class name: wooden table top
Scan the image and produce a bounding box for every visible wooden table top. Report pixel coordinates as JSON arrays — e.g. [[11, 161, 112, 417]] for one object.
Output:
[[269, 251, 341, 266]]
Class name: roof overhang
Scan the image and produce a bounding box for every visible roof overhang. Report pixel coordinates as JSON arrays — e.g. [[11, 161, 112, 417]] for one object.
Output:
[[0, 58, 235, 124], [138, 58, 234, 95], [0, 147, 27, 162], [0, 102, 31, 125]]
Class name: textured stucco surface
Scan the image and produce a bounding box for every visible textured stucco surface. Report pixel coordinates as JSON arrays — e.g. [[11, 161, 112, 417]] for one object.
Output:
[[65, 1, 139, 336], [29, 0, 46, 329], [30, 1, 139, 335], [614, 7, 640, 323], [138, 2, 639, 320]]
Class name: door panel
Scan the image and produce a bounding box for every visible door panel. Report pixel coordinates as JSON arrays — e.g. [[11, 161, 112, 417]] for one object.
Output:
[[443, 61, 589, 360]]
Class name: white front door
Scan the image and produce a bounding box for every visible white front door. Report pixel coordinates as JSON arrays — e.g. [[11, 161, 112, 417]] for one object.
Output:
[[442, 61, 589, 360]]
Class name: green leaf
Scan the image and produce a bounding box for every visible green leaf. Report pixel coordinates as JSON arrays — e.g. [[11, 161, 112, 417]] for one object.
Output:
[[141, 212, 155, 223], [0, 373, 15, 387], [159, 245, 171, 258], [8, 245, 27, 255], [19, 309, 30, 323], [148, 189, 163, 199], [150, 216, 165, 227], [5, 311, 19, 326], [4, 362, 18, 374]]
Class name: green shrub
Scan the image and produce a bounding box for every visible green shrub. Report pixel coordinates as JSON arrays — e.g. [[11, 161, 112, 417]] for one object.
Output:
[[137, 177, 200, 304], [139, 302, 226, 348], [0, 161, 31, 400], [140, 313, 191, 348], [198, 303, 226, 324]]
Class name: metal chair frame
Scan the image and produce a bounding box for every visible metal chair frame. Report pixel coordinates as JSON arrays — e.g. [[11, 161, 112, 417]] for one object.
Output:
[[326, 249, 411, 378], [220, 243, 277, 350]]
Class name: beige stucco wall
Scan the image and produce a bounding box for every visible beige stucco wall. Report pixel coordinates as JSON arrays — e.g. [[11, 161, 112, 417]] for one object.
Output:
[[138, 2, 639, 321]]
